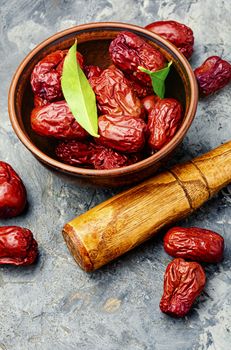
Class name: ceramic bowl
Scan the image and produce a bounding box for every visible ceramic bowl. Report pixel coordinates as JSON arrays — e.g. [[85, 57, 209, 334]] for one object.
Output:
[[8, 22, 198, 187]]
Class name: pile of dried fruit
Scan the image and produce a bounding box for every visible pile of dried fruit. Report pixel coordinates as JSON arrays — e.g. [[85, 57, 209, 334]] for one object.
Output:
[[30, 31, 183, 169], [29, 21, 231, 171]]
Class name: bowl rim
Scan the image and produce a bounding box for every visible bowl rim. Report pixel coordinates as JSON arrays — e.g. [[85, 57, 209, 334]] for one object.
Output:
[[8, 21, 198, 177]]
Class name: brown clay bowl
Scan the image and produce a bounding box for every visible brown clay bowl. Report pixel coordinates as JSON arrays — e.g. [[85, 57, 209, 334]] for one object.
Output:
[[8, 22, 198, 187]]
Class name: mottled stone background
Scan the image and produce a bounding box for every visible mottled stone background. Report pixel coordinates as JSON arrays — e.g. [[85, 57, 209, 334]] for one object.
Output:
[[0, 0, 231, 349]]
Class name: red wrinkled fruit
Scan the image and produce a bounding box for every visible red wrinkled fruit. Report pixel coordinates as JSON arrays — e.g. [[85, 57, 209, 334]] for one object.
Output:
[[31, 101, 88, 139], [147, 98, 182, 150], [127, 76, 153, 99], [89, 66, 144, 118], [109, 31, 166, 86], [0, 226, 38, 265], [31, 50, 84, 103], [142, 95, 160, 114], [56, 140, 93, 167], [84, 65, 103, 79], [164, 227, 224, 263], [56, 51, 84, 76], [91, 146, 129, 170], [145, 20, 194, 59], [97, 115, 147, 153], [34, 95, 49, 107], [160, 258, 206, 318], [194, 56, 231, 96], [55, 140, 139, 170], [0, 162, 27, 219]]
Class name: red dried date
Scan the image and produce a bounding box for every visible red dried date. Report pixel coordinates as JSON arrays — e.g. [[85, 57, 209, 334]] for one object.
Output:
[[34, 95, 49, 107], [31, 101, 88, 139], [56, 140, 141, 169], [31, 50, 65, 102], [160, 258, 206, 317], [127, 76, 153, 98], [145, 21, 194, 59], [91, 146, 129, 170], [0, 226, 38, 265], [56, 140, 93, 167], [194, 56, 231, 96], [97, 115, 147, 153], [142, 95, 160, 115], [89, 66, 144, 118], [164, 227, 224, 263], [84, 65, 103, 79], [147, 98, 182, 150], [0, 162, 27, 219], [56, 50, 83, 76], [31, 50, 84, 103], [109, 31, 166, 86]]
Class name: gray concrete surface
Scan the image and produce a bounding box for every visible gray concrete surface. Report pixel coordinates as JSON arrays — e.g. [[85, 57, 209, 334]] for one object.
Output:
[[0, 0, 231, 349]]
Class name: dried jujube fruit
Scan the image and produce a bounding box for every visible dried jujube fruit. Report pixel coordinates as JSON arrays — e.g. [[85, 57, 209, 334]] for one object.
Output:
[[0, 161, 27, 219], [0, 226, 38, 265], [97, 115, 147, 153], [127, 76, 153, 99], [89, 65, 144, 118], [160, 258, 206, 317], [55, 140, 141, 170], [147, 97, 182, 150], [31, 101, 88, 139], [164, 227, 224, 263], [55, 140, 93, 167], [91, 146, 130, 170], [84, 65, 103, 79], [109, 31, 166, 86], [145, 20, 194, 59], [194, 56, 231, 96], [31, 49, 84, 103], [142, 95, 160, 115]]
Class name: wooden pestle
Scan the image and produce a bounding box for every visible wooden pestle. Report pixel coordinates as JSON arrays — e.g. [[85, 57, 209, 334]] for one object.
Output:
[[63, 141, 231, 271]]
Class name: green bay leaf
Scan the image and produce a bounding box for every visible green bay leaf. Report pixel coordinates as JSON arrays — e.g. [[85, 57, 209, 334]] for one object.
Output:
[[138, 61, 172, 99], [61, 40, 99, 137]]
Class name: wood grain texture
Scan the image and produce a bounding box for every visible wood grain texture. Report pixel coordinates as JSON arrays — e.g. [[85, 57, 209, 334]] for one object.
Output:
[[64, 171, 190, 270], [63, 141, 231, 271], [192, 141, 231, 196]]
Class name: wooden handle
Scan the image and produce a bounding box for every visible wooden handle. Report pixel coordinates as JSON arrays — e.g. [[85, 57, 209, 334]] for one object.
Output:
[[63, 141, 231, 271]]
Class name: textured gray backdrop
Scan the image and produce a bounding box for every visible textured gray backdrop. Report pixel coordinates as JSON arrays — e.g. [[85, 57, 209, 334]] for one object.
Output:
[[0, 0, 231, 349]]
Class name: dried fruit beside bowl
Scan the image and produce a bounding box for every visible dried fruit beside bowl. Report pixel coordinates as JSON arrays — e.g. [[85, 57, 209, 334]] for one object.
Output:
[[0, 161, 27, 219], [194, 56, 231, 96], [0, 226, 38, 266]]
